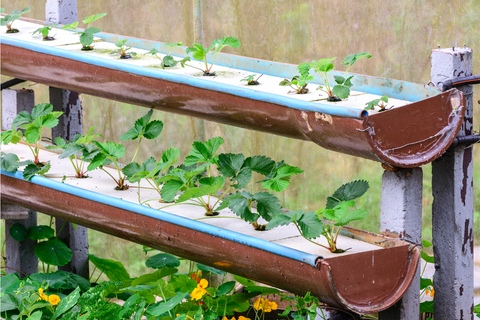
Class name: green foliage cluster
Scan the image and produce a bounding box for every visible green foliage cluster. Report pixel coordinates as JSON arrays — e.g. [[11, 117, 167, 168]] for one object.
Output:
[[110, 39, 137, 59], [147, 42, 190, 69], [0, 7, 30, 33], [32, 24, 58, 41], [61, 13, 106, 50], [365, 95, 389, 111], [186, 37, 241, 75]]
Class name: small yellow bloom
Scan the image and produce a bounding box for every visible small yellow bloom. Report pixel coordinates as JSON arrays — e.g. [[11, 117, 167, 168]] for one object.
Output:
[[425, 286, 435, 298], [191, 279, 209, 301], [198, 279, 208, 289], [48, 294, 61, 306], [238, 316, 250, 320], [253, 298, 277, 313], [38, 288, 48, 301]]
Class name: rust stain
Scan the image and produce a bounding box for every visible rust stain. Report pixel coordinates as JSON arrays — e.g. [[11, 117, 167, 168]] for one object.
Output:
[[462, 219, 474, 254], [301, 111, 313, 132], [461, 147, 472, 205], [214, 261, 232, 268]]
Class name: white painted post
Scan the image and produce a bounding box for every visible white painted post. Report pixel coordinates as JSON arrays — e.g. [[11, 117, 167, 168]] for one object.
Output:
[[1, 89, 38, 279], [431, 46, 474, 320], [46, 0, 89, 279], [378, 168, 423, 320]]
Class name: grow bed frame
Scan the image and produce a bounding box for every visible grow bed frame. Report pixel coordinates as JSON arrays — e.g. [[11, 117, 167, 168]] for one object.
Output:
[[0, 17, 468, 316]]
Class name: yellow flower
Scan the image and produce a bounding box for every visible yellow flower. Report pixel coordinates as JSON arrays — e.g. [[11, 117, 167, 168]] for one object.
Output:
[[191, 279, 209, 301], [253, 298, 277, 313], [425, 286, 435, 298], [48, 294, 61, 306], [222, 318, 236, 320], [238, 316, 250, 320], [38, 288, 48, 301]]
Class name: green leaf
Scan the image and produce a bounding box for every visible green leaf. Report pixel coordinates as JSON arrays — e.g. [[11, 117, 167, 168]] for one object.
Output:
[[332, 85, 350, 99], [245, 286, 281, 295], [253, 191, 282, 221], [23, 163, 41, 180], [31, 103, 53, 120], [176, 176, 225, 203], [28, 225, 55, 240], [9, 223, 29, 241], [161, 180, 184, 202], [211, 36, 241, 54], [143, 120, 163, 139], [326, 180, 369, 209], [132, 268, 177, 287], [61, 22, 78, 30], [147, 292, 188, 317], [222, 192, 258, 223], [27, 310, 43, 320], [24, 126, 41, 144], [217, 153, 244, 178], [0, 274, 20, 295], [420, 277, 433, 290], [341, 52, 372, 66], [196, 263, 226, 275], [93, 141, 125, 159], [170, 274, 198, 293], [297, 63, 311, 78], [87, 152, 107, 171], [123, 162, 143, 179], [421, 251, 435, 264], [295, 211, 324, 238], [12, 111, 33, 129], [279, 79, 291, 86], [266, 213, 295, 230], [35, 238, 73, 266], [1, 153, 20, 172], [420, 300, 434, 314], [422, 240, 433, 248], [184, 137, 224, 166], [82, 13, 106, 25], [232, 166, 252, 189], [88, 254, 130, 281], [216, 281, 235, 296], [333, 208, 368, 226], [0, 293, 18, 312], [319, 62, 334, 73], [52, 286, 81, 320], [232, 275, 255, 287], [145, 253, 180, 269]]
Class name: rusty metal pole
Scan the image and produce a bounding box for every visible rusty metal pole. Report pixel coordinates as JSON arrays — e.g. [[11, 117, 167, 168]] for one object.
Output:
[[1, 89, 38, 279], [193, 0, 206, 142], [378, 168, 423, 320], [431, 45, 474, 320], [46, 0, 89, 279]]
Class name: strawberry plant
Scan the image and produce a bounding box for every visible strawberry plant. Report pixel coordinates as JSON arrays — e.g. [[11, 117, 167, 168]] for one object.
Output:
[[147, 42, 190, 68], [32, 23, 57, 41], [45, 126, 102, 178], [87, 109, 163, 190], [1, 103, 63, 180], [241, 74, 263, 85], [298, 52, 371, 101], [279, 73, 314, 94], [0, 7, 30, 33], [365, 95, 389, 111], [267, 180, 369, 252], [62, 13, 106, 50], [186, 36, 241, 76], [110, 39, 137, 59]]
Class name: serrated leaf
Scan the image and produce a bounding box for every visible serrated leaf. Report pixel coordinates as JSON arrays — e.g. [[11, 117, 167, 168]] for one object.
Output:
[[223, 192, 257, 223], [334, 75, 346, 85], [319, 62, 334, 73], [31, 103, 53, 120], [297, 211, 324, 238], [88, 254, 130, 281], [334, 208, 368, 226], [80, 31, 94, 46], [35, 238, 72, 266], [266, 213, 294, 230], [28, 225, 55, 241], [211, 36, 241, 54], [185, 137, 224, 166], [94, 141, 125, 159], [143, 120, 163, 139], [87, 152, 107, 171], [82, 13, 106, 25], [145, 253, 180, 269], [217, 153, 244, 177], [245, 155, 275, 175], [176, 176, 225, 203], [326, 180, 369, 209], [297, 63, 311, 78], [332, 85, 350, 99], [12, 111, 33, 129], [123, 162, 143, 179], [9, 223, 28, 241], [23, 163, 42, 180], [24, 126, 41, 144], [161, 180, 184, 202], [254, 191, 282, 221], [1, 153, 20, 172], [232, 166, 252, 189], [341, 52, 372, 66]]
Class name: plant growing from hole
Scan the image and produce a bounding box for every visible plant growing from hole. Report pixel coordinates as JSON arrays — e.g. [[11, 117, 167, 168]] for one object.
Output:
[[218, 158, 304, 230], [241, 74, 263, 85], [147, 42, 191, 69], [279, 73, 314, 94], [32, 23, 58, 41], [0, 7, 30, 33], [419, 240, 435, 316], [0, 103, 63, 180], [63, 13, 106, 50], [267, 180, 369, 252], [45, 126, 102, 178], [88, 109, 163, 190], [298, 52, 371, 101], [186, 36, 241, 76], [365, 95, 389, 111], [110, 39, 137, 59]]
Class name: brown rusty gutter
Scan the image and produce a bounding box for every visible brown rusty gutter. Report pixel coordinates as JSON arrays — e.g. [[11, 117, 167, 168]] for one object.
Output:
[[1, 171, 420, 313], [0, 32, 465, 168]]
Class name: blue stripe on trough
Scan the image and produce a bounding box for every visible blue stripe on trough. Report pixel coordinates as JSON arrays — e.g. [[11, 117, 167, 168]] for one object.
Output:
[[1, 169, 320, 266], [97, 33, 439, 102], [5, 36, 437, 119]]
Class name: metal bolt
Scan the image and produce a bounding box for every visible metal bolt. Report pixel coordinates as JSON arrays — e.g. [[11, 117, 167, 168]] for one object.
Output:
[[438, 44, 440, 49]]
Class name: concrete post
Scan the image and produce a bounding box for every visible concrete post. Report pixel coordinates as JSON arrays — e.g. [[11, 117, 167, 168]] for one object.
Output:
[[2, 89, 35, 131], [4, 209, 38, 279], [378, 168, 423, 320], [46, 1, 89, 279], [193, 0, 206, 142], [45, 0, 77, 25], [431, 46, 474, 320]]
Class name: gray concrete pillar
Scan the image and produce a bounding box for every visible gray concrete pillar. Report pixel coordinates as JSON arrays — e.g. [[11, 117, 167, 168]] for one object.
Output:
[[49, 87, 83, 142], [3, 205, 38, 279], [56, 221, 89, 279], [45, 0, 77, 25], [431, 46, 474, 320], [378, 167, 423, 320], [2, 88, 35, 131]]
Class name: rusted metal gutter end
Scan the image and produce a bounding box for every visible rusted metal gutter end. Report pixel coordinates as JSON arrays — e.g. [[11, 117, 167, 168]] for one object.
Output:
[[1, 171, 420, 313], [361, 89, 465, 168]]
